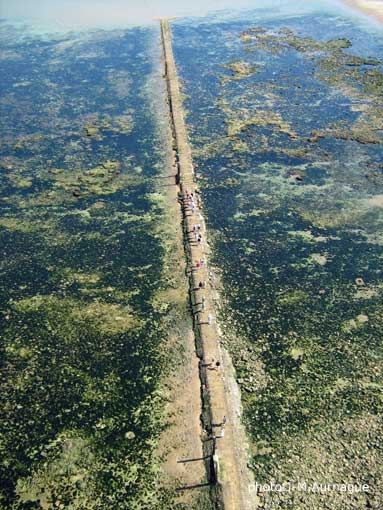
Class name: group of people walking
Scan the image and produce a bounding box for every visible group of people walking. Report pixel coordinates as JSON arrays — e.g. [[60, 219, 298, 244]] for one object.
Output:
[[181, 187, 228, 437], [186, 191, 215, 329], [182, 188, 212, 323]]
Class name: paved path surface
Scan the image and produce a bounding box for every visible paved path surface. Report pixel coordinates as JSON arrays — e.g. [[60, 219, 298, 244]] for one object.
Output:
[[160, 19, 256, 510]]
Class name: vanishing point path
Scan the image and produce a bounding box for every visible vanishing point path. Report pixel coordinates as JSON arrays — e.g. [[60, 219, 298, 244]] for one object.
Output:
[[160, 19, 256, 510]]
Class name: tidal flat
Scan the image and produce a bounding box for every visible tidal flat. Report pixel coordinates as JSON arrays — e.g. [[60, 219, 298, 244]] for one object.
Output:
[[172, 8, 383, 509], [0, 22, 191, 510]]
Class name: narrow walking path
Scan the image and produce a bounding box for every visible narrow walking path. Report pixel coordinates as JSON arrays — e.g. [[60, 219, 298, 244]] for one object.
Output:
[[160, 19, 256, 510]]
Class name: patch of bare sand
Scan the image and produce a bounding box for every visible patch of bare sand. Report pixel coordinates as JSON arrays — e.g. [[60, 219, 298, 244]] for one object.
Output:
[[367, 194, 383, 207], [158, 328, 209, 508], [340, 0, 383, 23]]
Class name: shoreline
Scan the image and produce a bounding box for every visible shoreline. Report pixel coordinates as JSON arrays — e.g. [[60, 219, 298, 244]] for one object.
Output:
[[339, 0, 383, 23]]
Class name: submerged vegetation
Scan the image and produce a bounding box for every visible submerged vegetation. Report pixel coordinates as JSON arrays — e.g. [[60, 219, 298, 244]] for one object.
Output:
[[1, 4, 383, 509], [0, 23, 184, 510], [173, 10, 383, 509]]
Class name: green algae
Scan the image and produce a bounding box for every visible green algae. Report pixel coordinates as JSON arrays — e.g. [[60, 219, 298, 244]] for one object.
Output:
[[235, 26, 383, 151], [84, 124, 99, 137], [221, 60, 259, 85], [288, 230, 329, 243], [49, 159, 143, 198], [0, 26, 178, 510], [289, 346, 305, 360], [14, 294, 139, 335], [309, 122, 383, 145], [254, 413, 382, 508], [83, 111, 134, 138], [173, 13, 383, 509], [15, 434, 99, 510], [212, 176, 240, 189], [226, 108, 298, 138], [308, 252, 328, 266], [275, 289, 308, 306]]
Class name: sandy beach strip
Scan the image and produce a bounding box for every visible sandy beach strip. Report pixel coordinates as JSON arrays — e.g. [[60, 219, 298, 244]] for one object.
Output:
[[340, 0, 383, 23]]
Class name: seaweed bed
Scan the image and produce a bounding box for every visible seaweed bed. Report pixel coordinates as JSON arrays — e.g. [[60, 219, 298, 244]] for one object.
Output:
[[173, 9, 383, 510], [0, 22, 184, 510], [2, 5, 383, 509]]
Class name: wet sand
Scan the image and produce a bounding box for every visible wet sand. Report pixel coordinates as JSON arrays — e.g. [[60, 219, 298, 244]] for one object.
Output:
[[340, 0, 383, 23]]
